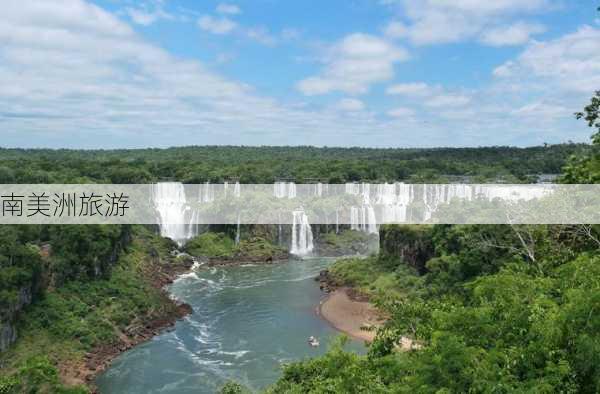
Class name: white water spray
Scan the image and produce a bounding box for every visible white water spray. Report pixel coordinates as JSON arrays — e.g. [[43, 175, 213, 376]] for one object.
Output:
[[291, 210, 314, 256]]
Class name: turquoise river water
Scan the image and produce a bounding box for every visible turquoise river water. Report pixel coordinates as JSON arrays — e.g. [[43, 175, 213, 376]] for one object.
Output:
[[95, 258, 364, 393]]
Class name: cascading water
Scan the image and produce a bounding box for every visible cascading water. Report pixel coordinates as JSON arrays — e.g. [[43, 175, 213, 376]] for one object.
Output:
[[152, 182, 551, 247], [235, 213, 241, 245], [202, 182, 215, 203], [274, 182, 297, 199], [153, 182, 194, 246], [291, 210, 314, 256]]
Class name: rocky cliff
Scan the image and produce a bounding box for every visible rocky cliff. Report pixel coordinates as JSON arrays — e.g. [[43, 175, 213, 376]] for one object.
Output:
[[378, 225, 435, 274], [0, 286, 33, 352]]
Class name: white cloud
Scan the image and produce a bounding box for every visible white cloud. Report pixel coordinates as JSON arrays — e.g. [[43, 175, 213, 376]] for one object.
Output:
[[386, 82, 431, 96], [197, 15, 237, 35], [123, 0, 180, 26], [512, 101, 568, 119], [216, 3, 241, 15], [383, 21, 408, 38], [387, 107, 415, 118], [0, 0, 431, 148], [0, 0, 591, 148], [425, 94, 471, 108], [297, 33, 408, 95], [480, 22, 546, 46], [197, 9, 293, 46], [245, 27, 277, 46], [384, 0, 550, 46], [493, 26, 600, 92], [335, 98, 365, 112], [385, 81, 471, 107]]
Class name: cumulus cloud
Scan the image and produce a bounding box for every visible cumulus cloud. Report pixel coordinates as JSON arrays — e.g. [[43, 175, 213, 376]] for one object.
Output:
[[0, 0, 426, 148], [197, 6, 292, 46], [297, 33, 408, 95], [426, 94, 471, 108], [216, 3, 241, 15], [0, 0, 592, 148], [386, 82, 431, 97], [493, 26, 600, 92], [480, 22, 546, 46], [335, 98, 365, 112], [512, 101, 568, 119], [198, 15, 237, 34], [387, 107, 415, 118], [123, 0, 179, 26], [383, 0, 549, 46]]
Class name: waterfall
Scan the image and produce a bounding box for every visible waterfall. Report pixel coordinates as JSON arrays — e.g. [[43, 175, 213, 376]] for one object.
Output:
[[234, 182, 241, 198], [235, 213, 241, 245], [366, 206, 377, 234], [202, 182, 215, 203], [291, 210, 314, 256], [153, 182, 194, 246], [314, 183, 323, 197], [274, 182, 296, 199], [277, 212, 283, 246]]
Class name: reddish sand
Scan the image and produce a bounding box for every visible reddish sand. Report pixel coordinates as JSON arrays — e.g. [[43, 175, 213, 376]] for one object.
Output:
[[318, 288, 419, 350], [318, 288, 381, 342]]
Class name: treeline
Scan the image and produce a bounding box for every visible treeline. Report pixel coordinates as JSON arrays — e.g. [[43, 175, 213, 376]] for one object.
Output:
[[0, 144, 586, 184]]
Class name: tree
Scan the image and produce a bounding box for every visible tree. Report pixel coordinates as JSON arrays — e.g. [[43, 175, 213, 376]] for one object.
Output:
[[561, 91, 600, 183]]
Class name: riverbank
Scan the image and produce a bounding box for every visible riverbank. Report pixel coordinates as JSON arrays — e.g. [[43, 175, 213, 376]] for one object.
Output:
[[0, 228, 198, 394], [317, 288, 381, 342], [76, 258, 195, 390], [316, 266, 419, 350], [95, 256, 355, 394]]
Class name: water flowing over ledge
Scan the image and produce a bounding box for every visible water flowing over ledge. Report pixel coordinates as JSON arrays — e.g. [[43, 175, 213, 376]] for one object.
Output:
[[0, 183, 598, 229]]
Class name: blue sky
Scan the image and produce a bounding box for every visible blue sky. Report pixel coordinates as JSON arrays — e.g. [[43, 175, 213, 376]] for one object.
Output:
[[1, 0, 600, 148]]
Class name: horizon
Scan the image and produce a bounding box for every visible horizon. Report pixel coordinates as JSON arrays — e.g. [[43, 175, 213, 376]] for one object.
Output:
[[0, 141, 590, 152], [2, 1, 600, 148]]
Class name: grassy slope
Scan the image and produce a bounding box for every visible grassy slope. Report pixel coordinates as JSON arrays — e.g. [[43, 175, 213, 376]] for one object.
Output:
[[185, 233, 287, 261], [0, 226, 184, 393]]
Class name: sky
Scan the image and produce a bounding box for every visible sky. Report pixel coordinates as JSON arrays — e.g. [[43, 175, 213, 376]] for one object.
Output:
[[1, 0, 599, 149]]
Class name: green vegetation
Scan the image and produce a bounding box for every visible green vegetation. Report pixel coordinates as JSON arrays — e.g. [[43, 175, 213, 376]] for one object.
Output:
[[562, 91, 600, 183], [0, 144, 585, 184], [270, 224, 600, 393], [0, 226, 183, 393], [0, 70, 598, 392], [185, 232, 236, 258], [219, 381, 252, 394], [268, 88, 600, 393], [318, 230, 376, 256], [185, 233, 286, 261]]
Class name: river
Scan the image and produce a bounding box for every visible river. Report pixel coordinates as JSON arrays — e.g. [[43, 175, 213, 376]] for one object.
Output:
[[95, 257, 364, 393]]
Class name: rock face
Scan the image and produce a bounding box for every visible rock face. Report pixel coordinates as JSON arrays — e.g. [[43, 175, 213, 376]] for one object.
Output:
[[0, 322, 17, 352], [379, 225, 435, 274], [0, 286, 33, 352], [0, 227, 131, 353]]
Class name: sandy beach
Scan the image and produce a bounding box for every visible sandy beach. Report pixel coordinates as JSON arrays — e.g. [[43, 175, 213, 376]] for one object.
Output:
[[318, 288, 382, 342], [318, 288, 418, 350]]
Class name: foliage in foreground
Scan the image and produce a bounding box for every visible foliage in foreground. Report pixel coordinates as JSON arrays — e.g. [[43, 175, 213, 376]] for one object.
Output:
[[0, 226, 178, 393], [269, 223, 600, 393]]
